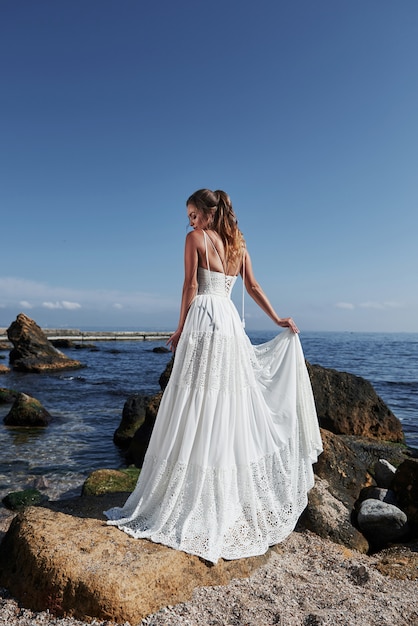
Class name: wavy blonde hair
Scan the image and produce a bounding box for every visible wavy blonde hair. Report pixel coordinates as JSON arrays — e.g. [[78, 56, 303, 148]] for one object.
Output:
[[186, 189, 245, 268]]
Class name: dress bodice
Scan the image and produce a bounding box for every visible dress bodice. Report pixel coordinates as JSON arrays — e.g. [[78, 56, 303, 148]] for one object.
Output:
[[197, 267, 237, 298]]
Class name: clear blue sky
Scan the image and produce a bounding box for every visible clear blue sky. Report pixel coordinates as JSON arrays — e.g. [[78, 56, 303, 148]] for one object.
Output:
[[1, 0, 417, 332]]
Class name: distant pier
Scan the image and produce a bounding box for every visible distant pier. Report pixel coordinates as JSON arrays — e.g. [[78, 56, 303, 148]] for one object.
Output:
[[0, 328, 173, 342]]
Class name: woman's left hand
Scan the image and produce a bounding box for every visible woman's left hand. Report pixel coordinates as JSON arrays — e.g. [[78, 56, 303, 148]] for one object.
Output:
[[278, 317, 299, 333]]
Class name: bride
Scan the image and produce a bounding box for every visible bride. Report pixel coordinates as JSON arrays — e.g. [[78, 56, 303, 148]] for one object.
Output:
[[105, 188, 322, 564]]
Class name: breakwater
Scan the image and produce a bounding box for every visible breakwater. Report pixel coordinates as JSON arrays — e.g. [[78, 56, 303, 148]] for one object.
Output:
[[0, 328, 173, 341]]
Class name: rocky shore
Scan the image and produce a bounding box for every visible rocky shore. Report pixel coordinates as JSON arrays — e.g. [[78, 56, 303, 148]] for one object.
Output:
[[1, 313, 418, 625]]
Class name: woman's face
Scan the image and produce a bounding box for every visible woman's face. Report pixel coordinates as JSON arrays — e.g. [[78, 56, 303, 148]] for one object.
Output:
[[187, 203, 208, 230]]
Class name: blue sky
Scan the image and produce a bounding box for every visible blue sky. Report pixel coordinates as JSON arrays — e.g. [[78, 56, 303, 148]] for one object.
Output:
[[1, 0, 417, 333]]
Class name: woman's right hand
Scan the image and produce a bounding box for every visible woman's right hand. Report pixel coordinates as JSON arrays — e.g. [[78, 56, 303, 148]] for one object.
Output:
[[167, 328, 182, 352]]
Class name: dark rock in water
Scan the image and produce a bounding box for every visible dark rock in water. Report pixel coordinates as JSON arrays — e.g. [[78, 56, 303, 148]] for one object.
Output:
[[50, 338, 74, 348], [113, 394, 149, 448], [7, 312, 83, 372], [357, 499, 409, 547], [126, 392, 162, 467], [2, 488, 48, 511], [306, 362, 404, 443], [159, 356, 173, 390], [0, 387, 19, 404], [4, 392, 52, 426], [392, 459, 418, 533], [152, 346, 170, 353]]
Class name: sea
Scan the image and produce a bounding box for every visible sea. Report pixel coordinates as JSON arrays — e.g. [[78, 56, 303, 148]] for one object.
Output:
[[0, 330, 417, 513]]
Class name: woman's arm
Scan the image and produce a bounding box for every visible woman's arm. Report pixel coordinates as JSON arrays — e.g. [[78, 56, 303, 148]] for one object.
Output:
[[242, 249, 299, 333], [167, 231, 200, 351]]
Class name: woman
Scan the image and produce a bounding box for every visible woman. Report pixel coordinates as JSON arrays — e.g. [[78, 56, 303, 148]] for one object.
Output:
[[105, 189, 322, 564]]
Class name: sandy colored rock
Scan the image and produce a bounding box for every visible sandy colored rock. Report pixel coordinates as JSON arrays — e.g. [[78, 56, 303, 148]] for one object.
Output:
[[0, 495, 273, 623], [7, 313, 82, 373]]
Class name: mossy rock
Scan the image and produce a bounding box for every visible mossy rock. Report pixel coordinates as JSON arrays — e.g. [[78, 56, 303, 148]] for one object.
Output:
[[82, 467, 140, 496], [2, 488, 48, 511], [0, 388, 19, 404]]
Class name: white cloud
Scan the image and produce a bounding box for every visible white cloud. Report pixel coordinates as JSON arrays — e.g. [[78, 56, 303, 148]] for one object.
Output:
[[359, 301, 404, 310], [335, 302, 355, 310], [0, 276, 177, 314], [42, 301, 81, 310], [19, 300, 33, 309]]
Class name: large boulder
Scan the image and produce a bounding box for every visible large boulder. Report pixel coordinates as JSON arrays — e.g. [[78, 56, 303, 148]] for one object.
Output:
[[0, 497, 274, 623], [313, 429, 373, 508], [307, 362, 404, 443], [7, 313, 82, 373], [300, 476, 369, 553], [3, 392, 51, 426]]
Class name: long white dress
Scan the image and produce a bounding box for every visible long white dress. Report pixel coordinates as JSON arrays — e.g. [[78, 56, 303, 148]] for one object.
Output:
[[105, 235, 322, 564]]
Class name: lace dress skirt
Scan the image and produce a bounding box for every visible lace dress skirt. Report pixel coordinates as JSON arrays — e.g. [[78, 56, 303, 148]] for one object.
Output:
[[105, 268, 322, 563]]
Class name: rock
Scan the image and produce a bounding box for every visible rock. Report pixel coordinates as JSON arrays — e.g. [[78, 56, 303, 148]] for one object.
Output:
[[300, 477, 369, 553], [374, 459, 396, 489], [82, 468, 140, 496], [113, 394, 149, 448], [126, 392, 163, 466], [313, 429, 373, 508], [357, 499, 409, 547], [3, 392, 52, 426], [355, 486, 399, 510], [0, 497, 275, 623], [152, 346, 170, 353], [2, 488, 48, 511], [159, 356, 174, 390], [374, 540, 418, 580], [0, 340, 12, 350], [307, 362, 404, 443], [50, 338, 74, 348], [7, 313, 83, 373], [392, 458, 418, 533], [0, 388, 19, 404], [0, 364, 10, 374]]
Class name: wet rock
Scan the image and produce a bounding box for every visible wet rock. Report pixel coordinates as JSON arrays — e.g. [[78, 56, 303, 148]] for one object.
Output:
[[3, 392, 52, 426], [0, 388, 19, 404], [0, 364, 10, 374], [113, 394, 149, 448], [126, 392, 163, 467], [7, 312, 83, 373], [306, 362, 404, 443], [357, 499, 409, 547], [2, 488, 48, 511]]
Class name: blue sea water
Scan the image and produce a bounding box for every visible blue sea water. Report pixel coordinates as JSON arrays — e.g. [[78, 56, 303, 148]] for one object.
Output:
[[0, 331, 417, 506]]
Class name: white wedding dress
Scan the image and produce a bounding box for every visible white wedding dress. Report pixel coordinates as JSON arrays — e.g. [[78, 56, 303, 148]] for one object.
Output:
[[105, 234, 322, 563]]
